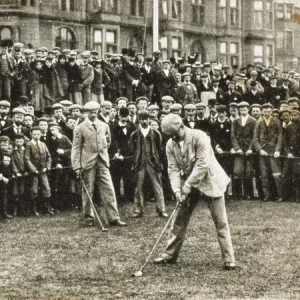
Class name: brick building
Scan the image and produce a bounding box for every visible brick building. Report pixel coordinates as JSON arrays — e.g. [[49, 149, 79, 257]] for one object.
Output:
[[274, 0, 300, 71], [0, 0, 281, 68]]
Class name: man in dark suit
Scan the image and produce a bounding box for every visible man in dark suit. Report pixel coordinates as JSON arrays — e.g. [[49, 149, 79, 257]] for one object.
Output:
[[52, 103, 67, 134], [265, 76, 281, 108], [1, 107, 30, 140], [175, 72, 198, 106], [110, 107, 135, 203], [221, 82, 242, 106], [195, 103, 211, 135], [253, 103, 283, 202], [182, 104, 200, 129], [231, 102, 257, 200], [71, 101, 126, 226], [79, 52, 94, 104], [156, 60, 176, 105], [244, 81, 265, 106], [140, 56, 155, 104], [130, 110, 168, 218]]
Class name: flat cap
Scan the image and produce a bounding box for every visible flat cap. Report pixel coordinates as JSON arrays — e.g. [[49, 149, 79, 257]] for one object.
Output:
[[201, 74, 208, 78], [170, 103, 183, 111], [101, 100, 112, 107], [262, 103, 273, 109], [182, 72, 191, 77], [211, 78, 220, 83], [37, 117, 49, 124], [69, 104, 82, 111], [48, 121, 59, 128], [195, 103, 207, 108], [23, 49, 34, 55], [62, 49, 71, 54], [161, 113, 183, 135], [291, 109, 300, 115], [203, 62, 211, 67], [288, 97, 299, 103], [250, 70, 258, 75], [153, 50, 161, 55], [162, 60, 170, 64], [161, 96, 174, 102], [81, 51, 90, 57], [52, 103, 64, 110], [12, 108, 26, 115], [147, 104, 160, 111], [238, 101, 250, 108], [250, 103, 262, 109], [229, 102, 239, 108], [0, 136, 10, 142], [84, 101, 100, 110], [279, 109, 291, 116], [184, 104, 196, 110], [0, 100, 11, 107], [60, 100, 73, 106]]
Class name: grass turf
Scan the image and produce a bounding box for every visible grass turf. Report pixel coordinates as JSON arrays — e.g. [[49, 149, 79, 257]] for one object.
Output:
[[0, 200, 300, 300]]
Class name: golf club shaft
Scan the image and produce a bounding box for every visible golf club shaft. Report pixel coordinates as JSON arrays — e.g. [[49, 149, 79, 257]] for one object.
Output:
[[80, 176, 107, 231], [139, 203, 180, 272]]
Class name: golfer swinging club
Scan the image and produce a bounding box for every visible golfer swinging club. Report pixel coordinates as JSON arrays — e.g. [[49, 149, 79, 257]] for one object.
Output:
[[154, 114, 237, 270]]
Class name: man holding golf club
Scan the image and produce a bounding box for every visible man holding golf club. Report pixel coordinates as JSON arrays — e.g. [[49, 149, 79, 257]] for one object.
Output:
[[153, 113, 236, 270], [71, 101, 126, 227]]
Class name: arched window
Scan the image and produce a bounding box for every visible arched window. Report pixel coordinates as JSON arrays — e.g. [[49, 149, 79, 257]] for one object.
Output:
[[128, 34, 145, 54], [55, 27, 77, 49], [0, 27, 12, 40], [190, 40, 205, 63]]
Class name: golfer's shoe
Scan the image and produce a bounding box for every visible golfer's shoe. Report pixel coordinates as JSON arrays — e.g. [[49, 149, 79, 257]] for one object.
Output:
[[223, 262, 238, 271], [109, 219, 127, 226], [157, 211, 169, 218], [153, 255, 177, 264]]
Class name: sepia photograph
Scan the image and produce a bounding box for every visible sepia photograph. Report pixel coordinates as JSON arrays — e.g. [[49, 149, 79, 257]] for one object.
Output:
[[0, 0, 300, 299]]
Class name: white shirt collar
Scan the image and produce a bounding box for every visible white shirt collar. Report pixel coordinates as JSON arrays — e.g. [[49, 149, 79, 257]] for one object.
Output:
[[140, 126, 150, 137]]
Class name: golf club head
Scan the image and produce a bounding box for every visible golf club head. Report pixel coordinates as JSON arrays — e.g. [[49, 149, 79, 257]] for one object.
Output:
[[132, 270, 143, 277], [102, 228, 108, 232]]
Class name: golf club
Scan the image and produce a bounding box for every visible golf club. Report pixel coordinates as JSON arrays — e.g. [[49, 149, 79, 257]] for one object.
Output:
[[132, 202, 180, 277], [80, 176, 108, 232]]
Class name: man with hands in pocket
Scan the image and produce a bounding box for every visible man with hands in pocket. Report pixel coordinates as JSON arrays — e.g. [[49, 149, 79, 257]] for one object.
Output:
[[153, 114, 237, 270], [253, 103, 283, 202]]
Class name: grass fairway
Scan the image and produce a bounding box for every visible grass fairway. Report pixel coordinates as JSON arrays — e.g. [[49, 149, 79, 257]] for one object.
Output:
[[0, 200, 300, 300]]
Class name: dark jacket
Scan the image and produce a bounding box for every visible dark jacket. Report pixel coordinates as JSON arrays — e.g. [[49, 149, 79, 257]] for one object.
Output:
[[231, 115, 257, 152], [253, 117, 282, 154], [210, 119, 232, 151], [221, 90, 243, 106], [130, 128, 163, 172]]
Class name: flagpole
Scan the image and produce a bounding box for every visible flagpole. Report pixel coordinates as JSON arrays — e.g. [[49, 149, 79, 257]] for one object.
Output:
[[153, 0, 159, 52]]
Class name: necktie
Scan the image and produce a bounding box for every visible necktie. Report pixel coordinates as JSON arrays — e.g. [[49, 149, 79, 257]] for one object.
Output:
[[92, 123, 97, 131]]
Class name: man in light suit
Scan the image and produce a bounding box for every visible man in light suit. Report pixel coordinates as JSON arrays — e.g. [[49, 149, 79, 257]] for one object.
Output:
[[154, 114, 237, 270], [71, 101, 126, 226]]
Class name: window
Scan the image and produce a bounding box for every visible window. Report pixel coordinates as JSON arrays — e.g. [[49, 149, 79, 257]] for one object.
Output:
[[276, 4, 284, 19], [254, 45, 263, 63], [230, 0, 239, 27], [160, 36, 168, 60], [171, 0, 182, 20], [131, 0, 144, 16], [276, 31, 284, 49], [286, 30, 293, 49], [266, 45, 273, 67], [30, 0, 35, 6], [219, 42, 227, 64], [192, 0, 205, 26], [265, 0, 272, 29], [21, 0, 27, 5], [0, 27, 12, 40], [56, 28, 77, 49], [172, 37, 181, 60], [217, 0, 227, 26], [94, 30, 102, 58], [106, 30, 117, 53], [128, 34, 145, 54], [102, 0, 118, 13], [286, 5, 293, 20], [61, 0, 67, 11], [254, 1, 263, 30], [70, 0, 75, 11]]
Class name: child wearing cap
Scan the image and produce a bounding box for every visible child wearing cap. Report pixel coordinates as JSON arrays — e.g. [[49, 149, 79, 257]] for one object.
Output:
[[11, 134, 28, 216], [24, 126, 52, 216]]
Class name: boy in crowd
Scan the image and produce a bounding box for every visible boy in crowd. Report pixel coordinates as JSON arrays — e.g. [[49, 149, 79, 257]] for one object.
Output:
[[24, 126, 52, 216]]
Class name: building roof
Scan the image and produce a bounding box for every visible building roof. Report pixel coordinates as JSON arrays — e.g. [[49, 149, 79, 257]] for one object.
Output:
[[275, 0, 300, 8]]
